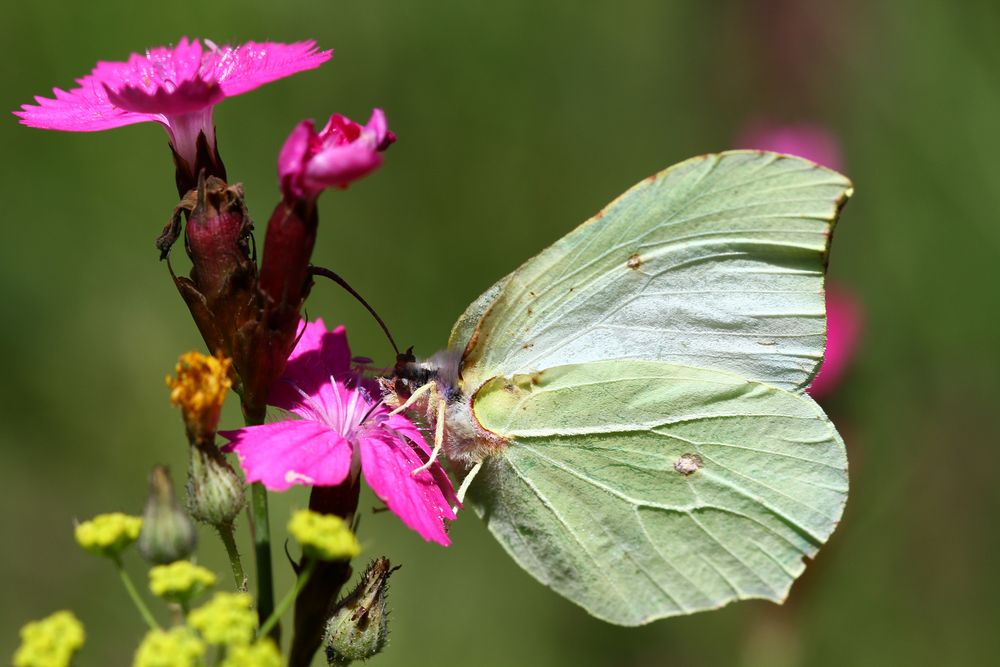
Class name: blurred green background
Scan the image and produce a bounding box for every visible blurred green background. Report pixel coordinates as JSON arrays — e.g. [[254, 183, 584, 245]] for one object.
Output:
[[3, 1, 999, 665]]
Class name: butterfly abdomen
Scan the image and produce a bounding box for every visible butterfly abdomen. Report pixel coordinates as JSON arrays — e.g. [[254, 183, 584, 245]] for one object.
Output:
[[442, 389, 507, 466]]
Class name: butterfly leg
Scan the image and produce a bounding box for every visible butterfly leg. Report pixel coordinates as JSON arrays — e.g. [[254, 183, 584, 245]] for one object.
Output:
[[388, 380, 434, 416], [452, 460, 483, 514], [412, 398, 446, 475]]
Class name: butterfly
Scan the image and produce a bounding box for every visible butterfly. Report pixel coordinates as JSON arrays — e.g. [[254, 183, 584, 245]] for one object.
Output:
[[389, 150, 852, 625]]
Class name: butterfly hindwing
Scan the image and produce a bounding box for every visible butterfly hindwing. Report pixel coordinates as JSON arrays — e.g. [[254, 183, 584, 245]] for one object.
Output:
[[466, 360, 848, 625], [459, 151, 853, 393]]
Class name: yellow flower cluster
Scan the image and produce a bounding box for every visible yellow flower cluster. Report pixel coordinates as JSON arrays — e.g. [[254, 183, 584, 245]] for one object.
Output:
[[288, 509, 360, 561], [188, 592, 257, 646], [132, 628, 205, 667], [13, 611, 85, 667], [74, 513, 143, 558], [166, 351, 232, 437], [220, 639, 282, 667], [149, 561, 216, 603]]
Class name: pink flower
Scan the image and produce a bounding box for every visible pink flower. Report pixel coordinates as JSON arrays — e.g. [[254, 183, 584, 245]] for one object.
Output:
[[221, 319, 456, 545], [15, 38, 331, 169], [737, 121, 843, 171], [278, 109, 395, 200], [808, 287, 862, 399]]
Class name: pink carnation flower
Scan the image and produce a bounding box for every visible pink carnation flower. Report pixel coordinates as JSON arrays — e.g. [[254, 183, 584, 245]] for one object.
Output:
[[808, 287, 862, 399], [278, 109, 396, 200], [221, 319, 456, 545], [15, 37, 331, 169]]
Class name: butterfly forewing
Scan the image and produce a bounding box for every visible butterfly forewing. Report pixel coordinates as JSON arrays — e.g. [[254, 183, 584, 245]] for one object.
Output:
[[466, 360, 848, 625], [459, 151, 853, 393]]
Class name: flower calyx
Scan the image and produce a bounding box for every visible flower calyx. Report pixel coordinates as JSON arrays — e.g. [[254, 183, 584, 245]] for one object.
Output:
[[137, 465, 198, 564], [324, 557, 398, 666]]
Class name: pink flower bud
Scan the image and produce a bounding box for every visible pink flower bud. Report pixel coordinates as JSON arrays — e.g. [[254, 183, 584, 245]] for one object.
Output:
[[278, 109, 396, 200]]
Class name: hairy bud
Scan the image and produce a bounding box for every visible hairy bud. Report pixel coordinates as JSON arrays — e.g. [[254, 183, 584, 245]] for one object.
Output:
[[324, 558, 397, 665], [137, 465, 198, 564], [187, 445, 246, 527]]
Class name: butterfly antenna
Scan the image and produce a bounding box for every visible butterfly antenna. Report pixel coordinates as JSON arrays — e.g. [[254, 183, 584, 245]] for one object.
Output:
[[309, 265, 400, 357]]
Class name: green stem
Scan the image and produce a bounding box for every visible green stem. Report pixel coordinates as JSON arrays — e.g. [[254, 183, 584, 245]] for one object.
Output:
[[217, 522, 246, 590], [113, 556, 160, 631], [250, 482, 275, 628], [243, 404, 276, 634], [259, 560, 315, 640]]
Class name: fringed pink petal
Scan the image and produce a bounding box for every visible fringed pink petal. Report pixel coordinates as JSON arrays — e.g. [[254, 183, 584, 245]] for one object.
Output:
[[221, 420, 353, 492], [384, 412, 460, 509], [14, 38, 330, 136], [359, 428, 456, 546], [269, 319, 354, 413], [207, 40, 332, 97]]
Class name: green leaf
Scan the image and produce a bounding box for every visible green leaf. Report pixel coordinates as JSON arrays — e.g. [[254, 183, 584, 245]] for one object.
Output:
[[466, 359, 847, 626], [459, 151, 853, 393]]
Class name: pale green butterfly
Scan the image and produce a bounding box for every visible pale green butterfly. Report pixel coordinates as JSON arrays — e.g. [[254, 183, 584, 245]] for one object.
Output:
[[391, 150, 852, 625]]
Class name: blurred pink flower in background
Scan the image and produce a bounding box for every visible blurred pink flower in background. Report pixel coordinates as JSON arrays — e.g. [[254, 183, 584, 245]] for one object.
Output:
[[221, 319, 457, 545], [738, 121, 844, 172], [278, 109, 396, 200], [15, 38, 331, 167], [808, 287, 863, 399], [737, 122, 861, 399]]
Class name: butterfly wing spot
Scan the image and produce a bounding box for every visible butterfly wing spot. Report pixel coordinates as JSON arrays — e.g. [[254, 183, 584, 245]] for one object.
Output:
[[626, 253, 643, 270], [673, 453, 704, 476]]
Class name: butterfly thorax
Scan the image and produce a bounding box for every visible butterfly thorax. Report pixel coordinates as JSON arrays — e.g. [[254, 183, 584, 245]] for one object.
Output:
[[386, 349, 507, 467]]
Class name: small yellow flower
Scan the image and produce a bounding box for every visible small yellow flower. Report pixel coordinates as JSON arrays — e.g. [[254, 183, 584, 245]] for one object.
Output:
[[188, 592, 257, 646], [75, 513, 143, 558], [13, 610, 85, 667], [220, 639, 282, 667], [149, 561, 216, 603], [132, 627, 205, 667], [288, 510, 360, 561], [167, 352, 232, 441]]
